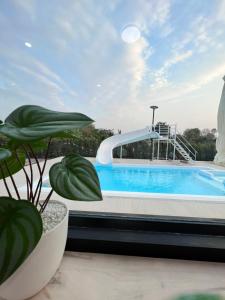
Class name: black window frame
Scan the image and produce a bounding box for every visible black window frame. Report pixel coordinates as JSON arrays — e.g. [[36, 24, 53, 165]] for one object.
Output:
[[66, 210, 225, 262]]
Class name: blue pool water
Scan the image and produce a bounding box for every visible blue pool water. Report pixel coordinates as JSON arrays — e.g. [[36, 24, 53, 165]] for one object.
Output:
[[42, 165, 225, 197], [94, 165, 225, 196]]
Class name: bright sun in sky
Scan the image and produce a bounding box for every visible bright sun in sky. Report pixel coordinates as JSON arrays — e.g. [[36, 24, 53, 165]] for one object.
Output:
[[0, 0, 225, 132], [121, 25, 141, 43]]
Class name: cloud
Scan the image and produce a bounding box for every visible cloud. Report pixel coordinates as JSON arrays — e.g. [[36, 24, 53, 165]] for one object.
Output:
[[52, 0, 118, 54], [149, 50, 193, 90], [99, 57, 225, 131], [160, 24, 174, 38], [164, 50, 193, 68], [149, 62, 225, 105], [184, 63, 225, 94], [0, 0, 224, 132], [0, 44, 77, 111], [47, 0, 158, 115], [136, 0, 171, 31], [125, 38, 150, 87], [11, 0, 36, 20], [12, 64, 63, 92], [173, 8, 225, 55], [216, 0, 225, 22]]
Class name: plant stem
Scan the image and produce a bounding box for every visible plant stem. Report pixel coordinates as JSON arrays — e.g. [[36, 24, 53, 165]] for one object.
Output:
[[40, 188, 53, 213], [4, 161, 21, 200], [33, 138, 52, 206], [22, 145, 34, 202], [0, 165, 13, 198], [27, 144, 43, 206], [15, 151, 31, 201]]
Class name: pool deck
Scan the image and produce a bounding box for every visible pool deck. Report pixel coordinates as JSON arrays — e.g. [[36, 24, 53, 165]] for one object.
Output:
[[3, 158, 225, 300], [31, 251, 225, 300], [2, 157, 225, 219]]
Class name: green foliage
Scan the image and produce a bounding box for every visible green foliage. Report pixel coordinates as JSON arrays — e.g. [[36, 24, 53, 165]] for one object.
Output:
[[51, 130, 77, 139], [6, 139, 48, 153], [0, 105, 93, 141], [0, 105, 103, 286], [6, 122, 216, 162], [113, 128, 217, 161], [49, 154, 102, 201], [183, 128, 216, 161], [0, 197, 43, 285], [36, 125, 114, 158], [0, 148, 12, 161], [0, 133, 7, 148], [0, 149, 25, 179], [183, 128, 201, 142], [34, 125, 216, 162]]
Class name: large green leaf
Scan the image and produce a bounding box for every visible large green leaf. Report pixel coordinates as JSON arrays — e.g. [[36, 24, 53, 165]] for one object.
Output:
[[0, 105, 93, 141], [0, 197, 43, 285], [0, 148, 12, 161], [49, 155, 102, 201], [0, 149, 25, 179]]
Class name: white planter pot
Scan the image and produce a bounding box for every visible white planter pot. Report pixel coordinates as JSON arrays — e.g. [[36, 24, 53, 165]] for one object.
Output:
[[0, 201, 69, 300]]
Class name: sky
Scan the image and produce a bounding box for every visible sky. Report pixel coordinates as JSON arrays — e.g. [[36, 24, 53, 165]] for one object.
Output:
[[0, 0, 225, 133]]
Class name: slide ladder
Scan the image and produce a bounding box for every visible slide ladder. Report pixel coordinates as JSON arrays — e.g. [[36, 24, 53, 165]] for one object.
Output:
[[169, 139, 193, 161]]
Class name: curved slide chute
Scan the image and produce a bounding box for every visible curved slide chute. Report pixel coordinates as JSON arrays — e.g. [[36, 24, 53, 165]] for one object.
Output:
[[96, 127, 159, 165]]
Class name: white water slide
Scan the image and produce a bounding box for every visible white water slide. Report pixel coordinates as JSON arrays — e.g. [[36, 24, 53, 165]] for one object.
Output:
[[96, 127, 159, 165]]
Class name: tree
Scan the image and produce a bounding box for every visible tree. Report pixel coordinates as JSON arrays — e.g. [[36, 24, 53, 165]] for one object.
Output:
[[2, 124, 216, 162], [183, 128, 201, 143], [183, 128, 216, 161]]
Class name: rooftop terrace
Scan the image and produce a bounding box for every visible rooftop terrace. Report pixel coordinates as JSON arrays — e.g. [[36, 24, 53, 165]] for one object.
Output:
[[32, 251, 225, 300], [1, 158, 224, 299]]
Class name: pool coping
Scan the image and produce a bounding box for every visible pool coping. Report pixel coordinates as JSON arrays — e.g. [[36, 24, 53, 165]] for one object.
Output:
[[26, 163, 225, 204], [14, 157, 225, 261]]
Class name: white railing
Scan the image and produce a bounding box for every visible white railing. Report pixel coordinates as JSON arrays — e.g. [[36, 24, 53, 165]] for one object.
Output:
[[153, 123, 198, 161], [176, 135, 198, 160]]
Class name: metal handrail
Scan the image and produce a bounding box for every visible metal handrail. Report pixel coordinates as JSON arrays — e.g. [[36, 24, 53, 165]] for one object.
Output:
[[176, 136, 196, 160], [178, 136, 197, 160], [155, 123, 170, 136], [178, 133, 198, 155], [152, 122, 198, 161], [169, 125, 198, 160]]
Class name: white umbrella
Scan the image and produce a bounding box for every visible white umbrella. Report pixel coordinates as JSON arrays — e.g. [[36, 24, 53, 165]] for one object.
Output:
[[214, 76, 225, 165]]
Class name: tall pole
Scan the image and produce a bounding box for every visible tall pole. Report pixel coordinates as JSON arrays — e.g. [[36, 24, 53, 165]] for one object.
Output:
[[118, 130, 122, 159], [173, 125, 177, 160], [152, 139, 155, 160], [150, 105, 158, 161], [150, 105, 158, 127], [153, 109, 155, 125]]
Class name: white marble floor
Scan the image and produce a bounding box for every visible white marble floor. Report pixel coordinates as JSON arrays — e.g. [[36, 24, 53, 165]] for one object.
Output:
[[31, 251, 225, 300]]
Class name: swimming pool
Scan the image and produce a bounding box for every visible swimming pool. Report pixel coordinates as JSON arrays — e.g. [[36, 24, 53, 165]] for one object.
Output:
[[42, 164, 225, 197]]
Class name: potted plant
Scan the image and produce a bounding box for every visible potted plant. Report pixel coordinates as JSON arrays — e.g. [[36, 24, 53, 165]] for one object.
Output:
[[0, 105, 102, 300]]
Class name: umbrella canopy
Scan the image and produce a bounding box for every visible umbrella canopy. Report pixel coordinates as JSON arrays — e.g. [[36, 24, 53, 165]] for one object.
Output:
[[214, 76, 225, 165]]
